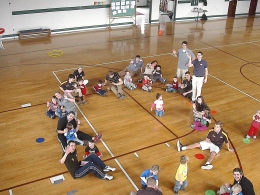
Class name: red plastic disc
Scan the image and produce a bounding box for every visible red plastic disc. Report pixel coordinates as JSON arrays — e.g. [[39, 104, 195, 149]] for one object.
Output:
[[195, 153, 204, 160]]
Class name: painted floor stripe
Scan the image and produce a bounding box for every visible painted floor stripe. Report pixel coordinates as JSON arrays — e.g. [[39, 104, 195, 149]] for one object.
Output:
[[53, 71, 139, 191], [209, 74, 260, 102]]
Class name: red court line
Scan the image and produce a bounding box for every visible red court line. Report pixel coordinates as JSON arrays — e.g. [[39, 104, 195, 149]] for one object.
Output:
[[0, 131, 194, 192], [0, 103, 45, 114]]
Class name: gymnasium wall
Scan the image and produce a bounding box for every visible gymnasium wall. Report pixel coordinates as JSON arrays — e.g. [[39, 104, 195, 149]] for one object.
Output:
[[175, 0, 259, 21], [0, 0, 259, 38]]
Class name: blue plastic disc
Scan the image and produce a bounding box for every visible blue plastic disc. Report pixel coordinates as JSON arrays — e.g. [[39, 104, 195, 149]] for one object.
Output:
[[36, 138, 45, 143]]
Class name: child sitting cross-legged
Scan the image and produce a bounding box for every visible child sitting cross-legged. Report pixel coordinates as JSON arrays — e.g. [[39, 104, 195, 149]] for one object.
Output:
[[191, 109, 211, 131], [93, 80, 107, 96], [142, 75, 152, 92], [46, 96, 59, 119], [124, 70, 137, 90], [166, 76, 178, 92], [55, 105, 68, 119]]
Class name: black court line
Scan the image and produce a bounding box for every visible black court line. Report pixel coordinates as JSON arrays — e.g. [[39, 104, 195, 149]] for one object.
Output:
[[240, 62, 260, 86]]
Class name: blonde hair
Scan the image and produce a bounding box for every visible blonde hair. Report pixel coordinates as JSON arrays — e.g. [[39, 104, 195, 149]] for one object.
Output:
[[151, 165, 160, 172], [231, 184, 242, 194], [180, 155, 189, 164]]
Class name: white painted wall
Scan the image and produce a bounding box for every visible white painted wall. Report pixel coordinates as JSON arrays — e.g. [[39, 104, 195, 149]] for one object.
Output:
[[151, 0, 160, 22], [256, 0, 260, 13], [0, 0, 258, 37], [236, 0, 251, 14], [0, 0, 136, 37], [176, 0, 230, 20]]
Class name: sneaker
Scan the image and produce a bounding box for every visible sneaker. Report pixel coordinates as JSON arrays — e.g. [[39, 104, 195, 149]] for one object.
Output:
[[201, 164, 213, 170], [102, 174, 113, 180], [163, 78, 167, 82], [119, 94, 125, 100], [148, 89, 152, 92], [103, 166, 116, 172], [253, 136, 257, 140], [78, 101, 83, 105], [246, 135, 251, 139], [174, 190, 178, 194], [50, 115, 55, 119], [165, 89, 168, 92], [82, 100, 87, 104], [190, 124, 195, 129], [94, 133, 102, 143], [177, 140, 183, 152]]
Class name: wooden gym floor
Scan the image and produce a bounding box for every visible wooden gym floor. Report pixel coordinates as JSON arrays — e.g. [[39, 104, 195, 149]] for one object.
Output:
[[0, 16, 259, 195]]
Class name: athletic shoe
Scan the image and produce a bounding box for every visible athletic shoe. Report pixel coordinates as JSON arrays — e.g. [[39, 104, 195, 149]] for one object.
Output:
[[82, 100, 87, 104], [78, 101, 83, 105], [50, 115, 55, 119], [190, 124, 195, 129], [201, 164, 213, 170], [253, 136, 257, 140], [174, 190, 178, 194], [94, 133, 102, 143], [177, 140, 183, 152], [102, 174, 113, 180], [118, 94, 125, 100], [246, 135, 251, 139], [165, 89, 168, 92], [103, 166, 116, 172]]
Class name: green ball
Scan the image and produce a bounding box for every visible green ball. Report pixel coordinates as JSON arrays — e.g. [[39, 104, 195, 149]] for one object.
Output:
[[205, 190, 216, 195]]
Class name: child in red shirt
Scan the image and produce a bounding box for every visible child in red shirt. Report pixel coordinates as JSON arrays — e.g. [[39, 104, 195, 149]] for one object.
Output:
[[84, 140, 102, 159], [246, 110, 260, 140], [165, 76, 178, 92], [93, 80, 107, 96], [78, 78, 87, 96], [142, 75, 152, 92]]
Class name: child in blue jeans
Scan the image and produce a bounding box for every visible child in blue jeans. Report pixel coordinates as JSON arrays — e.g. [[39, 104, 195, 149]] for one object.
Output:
[[173, 155, 189, 194], [151, 93, 164, 117], [46, 96, 59, 119]]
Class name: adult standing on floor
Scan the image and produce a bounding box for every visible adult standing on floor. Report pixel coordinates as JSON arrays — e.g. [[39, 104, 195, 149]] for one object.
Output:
[[187, 51, 208, 102], [119, 55, 144, 77], [104, 71, 125, 99], [172, 41, 195, 83], [56, 111, 102, 152]]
